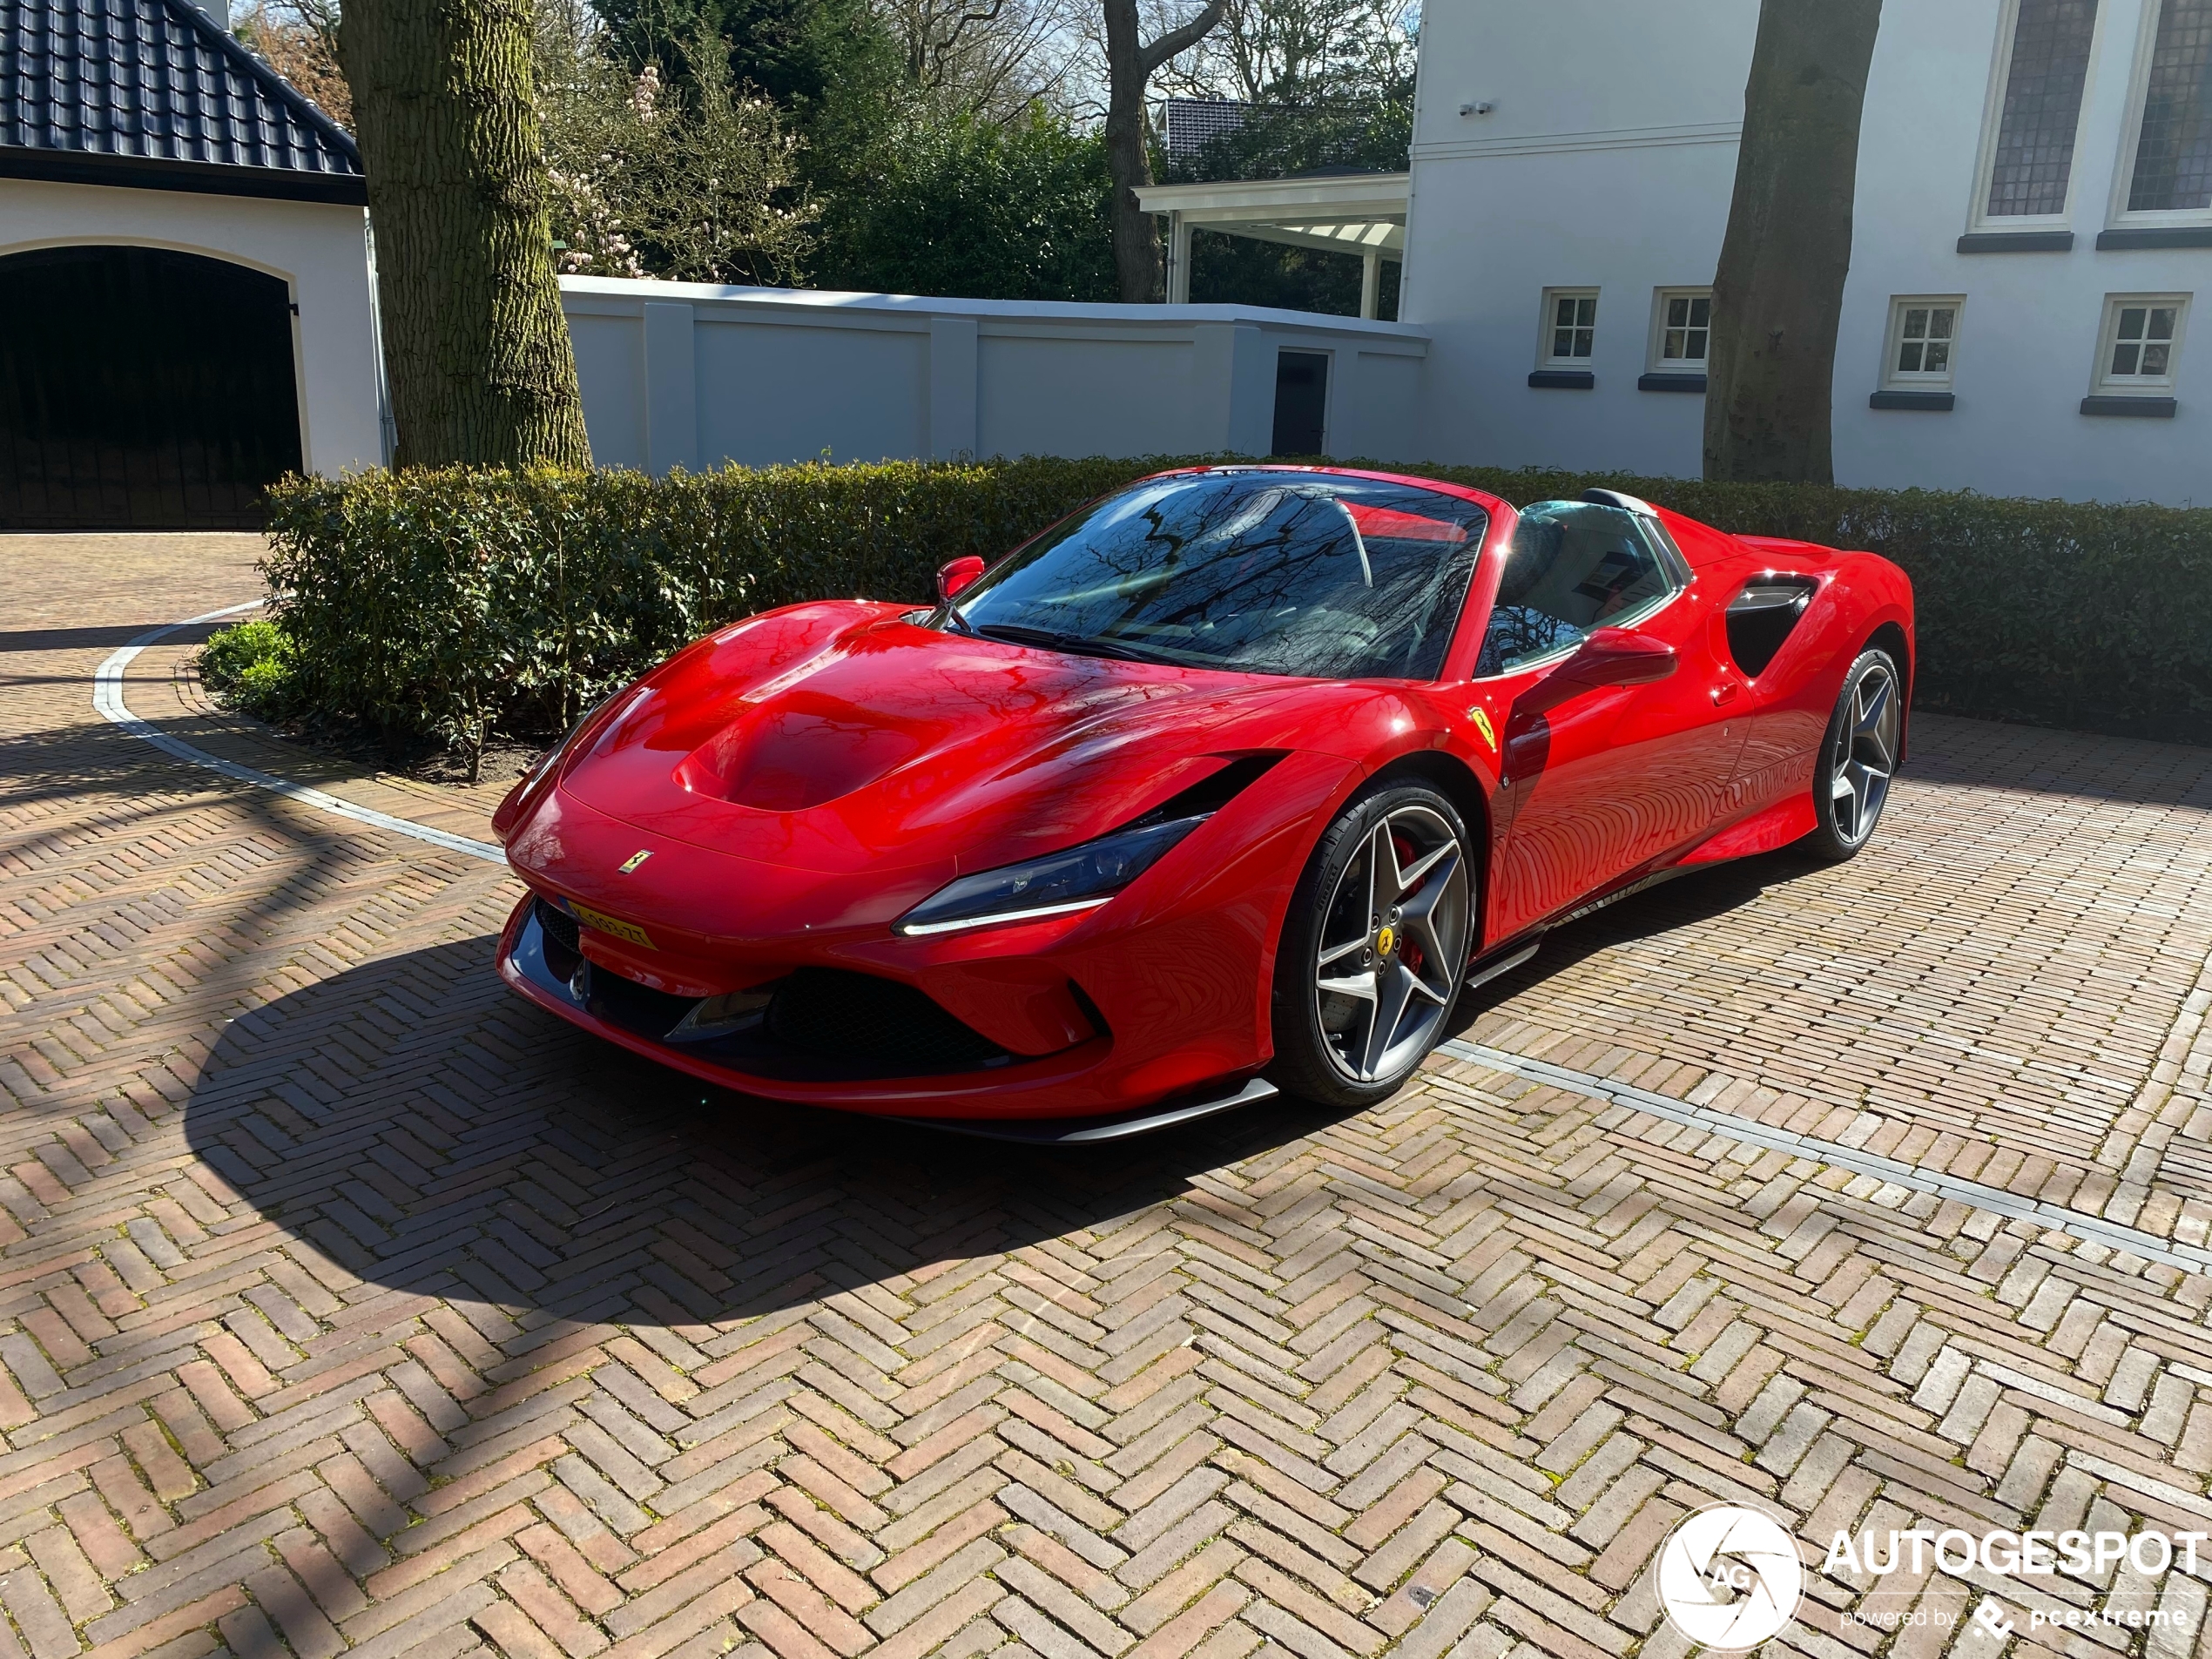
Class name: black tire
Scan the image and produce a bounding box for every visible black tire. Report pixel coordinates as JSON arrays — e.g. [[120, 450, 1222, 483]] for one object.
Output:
[[1806, 647, 1903, 861], [1269, 781, 1474, 1109]]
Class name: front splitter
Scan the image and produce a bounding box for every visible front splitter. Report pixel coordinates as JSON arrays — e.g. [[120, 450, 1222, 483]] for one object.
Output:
[[888, 1077, 1278, 1144]]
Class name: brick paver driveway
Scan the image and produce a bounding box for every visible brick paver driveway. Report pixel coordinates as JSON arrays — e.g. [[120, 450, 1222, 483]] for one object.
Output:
[[8, 534, 2212, 1659]]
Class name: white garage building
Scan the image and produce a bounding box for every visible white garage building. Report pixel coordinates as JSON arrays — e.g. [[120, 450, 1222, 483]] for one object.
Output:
[[0, 0, 384, 529]]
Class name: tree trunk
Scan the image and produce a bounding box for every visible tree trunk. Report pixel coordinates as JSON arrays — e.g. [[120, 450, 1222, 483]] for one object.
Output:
[[1703, 0, 1882, 483], [1102, 0, 1157, 304], [341, 0, 591, 469], [1102, 0, 1225, 304]]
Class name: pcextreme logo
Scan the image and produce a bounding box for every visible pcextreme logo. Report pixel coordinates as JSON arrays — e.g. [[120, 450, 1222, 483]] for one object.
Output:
[[1655, 1506, 1804, 1649]]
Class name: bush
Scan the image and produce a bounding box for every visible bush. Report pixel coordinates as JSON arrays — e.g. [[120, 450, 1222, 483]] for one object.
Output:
[[196, 618, 300, 722], [536, 20, 813, 286], [809, 105, 1116, 302], [261, 458, 2212, 761]]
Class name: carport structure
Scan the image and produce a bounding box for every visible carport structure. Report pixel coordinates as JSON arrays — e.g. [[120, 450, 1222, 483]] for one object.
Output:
[[1136, 169, 1409, 319]]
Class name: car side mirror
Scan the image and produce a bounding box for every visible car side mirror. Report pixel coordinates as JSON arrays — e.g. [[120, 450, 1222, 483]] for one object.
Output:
[[937, 556, 987, 604], [1555, 627, 1676, 688]]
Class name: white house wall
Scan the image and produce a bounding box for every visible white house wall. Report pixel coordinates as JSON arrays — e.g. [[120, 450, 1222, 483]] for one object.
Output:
[[1400, 0, 1758, 478], [1834, 0, 2209, 502], [1404, 140, 1746, 476], [1343, 349, 1425, 461], [563, 310, 647, 470], [0, 176, 385, 478], [1402, 0, 2212, 504], [558, 279, 1429, 472]]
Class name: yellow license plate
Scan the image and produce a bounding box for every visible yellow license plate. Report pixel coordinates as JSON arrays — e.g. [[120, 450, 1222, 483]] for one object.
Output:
[[569, 901, 656, 950]]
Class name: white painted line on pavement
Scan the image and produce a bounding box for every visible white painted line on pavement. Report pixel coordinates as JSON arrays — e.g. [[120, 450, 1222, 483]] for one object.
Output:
[[1437, 1037, 2212, 1276], [93, 604, 507, 866]]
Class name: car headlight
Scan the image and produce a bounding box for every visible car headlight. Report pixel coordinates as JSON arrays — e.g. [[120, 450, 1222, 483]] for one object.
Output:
[[897, 817, 1204, 936]]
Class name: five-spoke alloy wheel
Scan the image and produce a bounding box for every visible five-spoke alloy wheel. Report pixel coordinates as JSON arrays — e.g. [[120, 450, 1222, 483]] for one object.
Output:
[[1271, 783, 1473, 1108], [1810, 648, 1903, 860]]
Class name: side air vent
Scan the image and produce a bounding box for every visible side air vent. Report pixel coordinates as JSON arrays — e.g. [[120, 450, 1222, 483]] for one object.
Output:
[[1133, 752, 1286, 827], [1725, 575, 1819, 678]]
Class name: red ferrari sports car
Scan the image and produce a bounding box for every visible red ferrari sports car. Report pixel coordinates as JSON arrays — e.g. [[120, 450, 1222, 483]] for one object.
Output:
[[494, 466, 1912, 1140]]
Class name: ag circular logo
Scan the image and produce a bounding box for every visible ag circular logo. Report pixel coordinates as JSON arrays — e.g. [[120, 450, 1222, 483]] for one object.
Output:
[[1655, 1505, 1804, 1649]]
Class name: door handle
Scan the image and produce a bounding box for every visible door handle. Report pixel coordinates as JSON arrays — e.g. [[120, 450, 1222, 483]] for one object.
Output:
[[1711, 679, 1740, 705]]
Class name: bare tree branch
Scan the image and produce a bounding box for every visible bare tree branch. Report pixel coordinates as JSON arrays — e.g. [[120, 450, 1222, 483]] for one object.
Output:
[[1139, 0, 1224, 75]]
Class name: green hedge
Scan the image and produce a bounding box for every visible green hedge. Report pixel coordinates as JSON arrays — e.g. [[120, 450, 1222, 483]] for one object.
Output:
[[260, 457, 2212, 759]]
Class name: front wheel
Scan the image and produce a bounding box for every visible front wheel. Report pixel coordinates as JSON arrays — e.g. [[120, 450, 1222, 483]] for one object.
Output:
[[1269, 782, 1474, 1109], [1807, 647, 1903, 861]]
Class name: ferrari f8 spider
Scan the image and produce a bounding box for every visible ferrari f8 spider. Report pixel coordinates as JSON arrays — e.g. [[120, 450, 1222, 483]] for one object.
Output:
[[494, 467, 1912, 1137]]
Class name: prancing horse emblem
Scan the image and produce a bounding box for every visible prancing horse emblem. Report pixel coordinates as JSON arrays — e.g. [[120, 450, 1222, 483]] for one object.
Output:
[[618, 850, 652, 874]]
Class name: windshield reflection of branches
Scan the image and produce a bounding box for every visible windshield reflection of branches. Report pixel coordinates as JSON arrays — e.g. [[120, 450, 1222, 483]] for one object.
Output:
[[962, 475, 1484, 680]]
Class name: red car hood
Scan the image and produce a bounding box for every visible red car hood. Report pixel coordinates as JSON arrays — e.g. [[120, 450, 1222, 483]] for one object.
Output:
[[549, 603, 1316, 879]]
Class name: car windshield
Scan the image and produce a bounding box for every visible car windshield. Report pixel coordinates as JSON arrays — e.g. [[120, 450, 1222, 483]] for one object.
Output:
[[945, 471, 1489, 680]]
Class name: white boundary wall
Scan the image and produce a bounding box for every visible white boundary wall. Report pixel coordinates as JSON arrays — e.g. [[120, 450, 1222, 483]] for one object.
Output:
[[558, 278, 1432, 472]]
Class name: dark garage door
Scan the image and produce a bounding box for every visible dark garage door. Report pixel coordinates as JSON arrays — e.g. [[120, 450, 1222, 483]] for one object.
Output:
[[0, 246, 304, 530]]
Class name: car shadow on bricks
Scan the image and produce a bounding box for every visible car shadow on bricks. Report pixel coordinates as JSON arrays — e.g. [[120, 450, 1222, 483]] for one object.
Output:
[[181, 935, 1363, 1332], [1447, 843, 1829, 1031], [0, 620, 239, 653]]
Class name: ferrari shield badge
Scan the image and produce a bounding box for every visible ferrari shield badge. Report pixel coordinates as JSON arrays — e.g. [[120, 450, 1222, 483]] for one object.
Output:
[[1469, 707, 1496, 751], [617, 850, 652, 874]]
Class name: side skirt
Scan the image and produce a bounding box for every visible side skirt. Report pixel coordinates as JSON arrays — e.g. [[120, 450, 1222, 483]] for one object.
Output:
[[1465, 940, 1541, 988]]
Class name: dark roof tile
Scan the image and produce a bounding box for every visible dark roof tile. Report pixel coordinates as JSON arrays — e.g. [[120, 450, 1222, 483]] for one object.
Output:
[[2, 0, 361, 176]]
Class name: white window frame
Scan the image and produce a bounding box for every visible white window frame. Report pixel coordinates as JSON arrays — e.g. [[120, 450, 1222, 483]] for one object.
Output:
[[1647, 288, 1714, 373], [1967, 0, 2107, 233], [2090, 292, 2191, 392], [2107, 0, 2212, 229], [1536, 288, 1600, 369], [1881, 296, 1967, 390]]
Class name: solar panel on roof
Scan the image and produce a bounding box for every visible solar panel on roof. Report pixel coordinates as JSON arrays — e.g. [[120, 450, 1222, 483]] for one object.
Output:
[[1163, 98, 1250, 157]]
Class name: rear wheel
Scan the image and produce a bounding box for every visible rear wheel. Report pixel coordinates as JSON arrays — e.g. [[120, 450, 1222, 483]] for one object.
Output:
[[1807, 648, 1902, 860], [1270, 783, 1474, 1109]]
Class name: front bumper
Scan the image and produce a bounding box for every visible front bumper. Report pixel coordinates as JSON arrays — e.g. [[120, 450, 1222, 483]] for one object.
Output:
[[496, 894, 1260, 1122]]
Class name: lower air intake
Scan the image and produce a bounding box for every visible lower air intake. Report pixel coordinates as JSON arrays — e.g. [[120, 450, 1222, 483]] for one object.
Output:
[[536, 897, 581, 956], [766, 968, 1008, 1071]]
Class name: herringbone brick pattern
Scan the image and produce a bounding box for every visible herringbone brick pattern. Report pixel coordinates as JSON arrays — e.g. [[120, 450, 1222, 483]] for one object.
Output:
[[1465, 724, 2212, 1241], [6, 536, 2212, 1659]]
